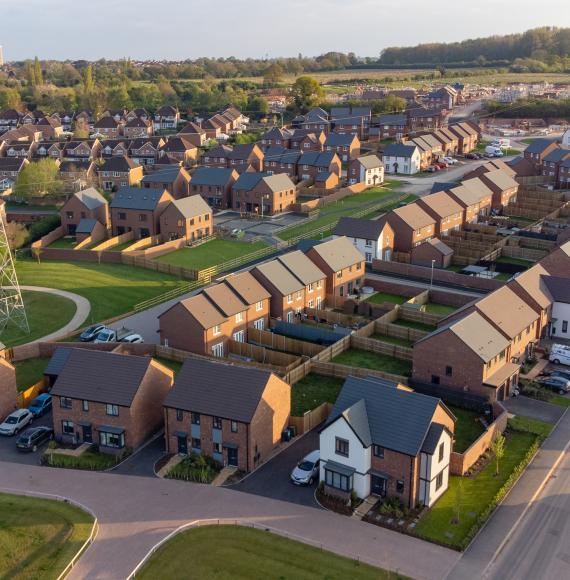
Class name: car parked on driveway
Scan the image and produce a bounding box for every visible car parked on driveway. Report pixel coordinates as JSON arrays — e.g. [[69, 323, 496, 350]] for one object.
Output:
[[290, 450, 320, 486], [119, 333, 144, 344], [80, 324, 107, 342], [538, 375, 570, 394], [0, 409, 33, 436], [28, 394, 52, 418], [551, 369, 570, 382], [15, 426, 54, 452]]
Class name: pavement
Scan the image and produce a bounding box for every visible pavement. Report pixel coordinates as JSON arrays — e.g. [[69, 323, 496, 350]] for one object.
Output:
[[446, 407, 570, 580], [14, 285, 91, 342], [232, 429, 320, 508]]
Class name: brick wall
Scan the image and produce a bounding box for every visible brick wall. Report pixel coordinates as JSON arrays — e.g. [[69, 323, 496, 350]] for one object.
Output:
[[371, 449, 416, 507]]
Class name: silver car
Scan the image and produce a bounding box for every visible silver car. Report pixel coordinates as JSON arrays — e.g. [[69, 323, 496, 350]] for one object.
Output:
[[0, 409, 33, 436], [290, 450, 320, 486]]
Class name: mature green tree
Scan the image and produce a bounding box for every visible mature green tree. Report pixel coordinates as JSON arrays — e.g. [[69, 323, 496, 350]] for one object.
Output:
[[263, 63, 284, 85], [291, 76, 324, 112], [33, 57, 44, 85], [13, 159, 64, 198], [0, 88, 22, 111]]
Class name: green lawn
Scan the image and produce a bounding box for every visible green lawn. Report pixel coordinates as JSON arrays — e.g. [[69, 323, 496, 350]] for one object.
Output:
[[447, 405, 485, 453], [508, 416, 553, 439], [393, 319, 437, 333], [415, 431, 537, 549], [0, 290, 77, 348], [48, 237, 78, 249], [277, 188, 402, 241], [154, 239, 268, 271], [424, 303, 457, 316], [291, 374, 345, 416], [0, 492, 94, 580], [495, 256, 534, 268], [371, 334, 415, 348], [332, 348, 412, 377], [549, 395, 570, 408], [107, 240, 136, 252], [137, 525, 403, 580], [365, 292, 408, 305], [155, 357, 183, 375], [15, 259, 186, 324], [14, 357, 51, 391]]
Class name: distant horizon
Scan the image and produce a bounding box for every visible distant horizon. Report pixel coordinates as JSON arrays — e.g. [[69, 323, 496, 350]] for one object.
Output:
[[2, 0, 568, 61]]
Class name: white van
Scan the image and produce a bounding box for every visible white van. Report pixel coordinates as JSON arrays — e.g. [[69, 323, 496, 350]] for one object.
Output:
[[485, 145, 503, 157], [549, 344, 570, 366]]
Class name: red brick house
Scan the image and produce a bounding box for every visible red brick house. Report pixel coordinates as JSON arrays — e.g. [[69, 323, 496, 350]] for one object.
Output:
[[463, 167, 518, 210], [324, 133, 361, 162], [159, 195, 212, 243], [60, 187, 110, 237], [93, 115, 122, 139], [163, 358, 290, 471], [63, 140, 102, 160], [123, 117, 153, 139], [154, 105, 180, 130], [158, 137, 198, 166], [177, 122, 207, 147], [296, 151, 341, 182], [142, 166, 191, 199], [523, 138, 560, 170], [97, 156, 144, 191], [50, 349, 174, 453], [189, 167, 238, 210], [386, 203, 436, 252], [416, 191, 464, 237], [110, 186, 173, 238], [232, 172, 296, 216]]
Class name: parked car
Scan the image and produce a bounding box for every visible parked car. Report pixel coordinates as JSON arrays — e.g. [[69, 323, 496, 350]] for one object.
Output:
[[443, 157, 457, 165], [436, 161, 448, 169], [16, 426, 54, 452], [79, 324, 107, 342], [28, 394, 52, 418], [538, 375, 570, 394], [550, 369, 570, 382], [119, 333, 144, 344], [0, 409, 33, 436], [429, 163, 441, 171], [94, 327, 133, 344], [290, 450, 320, 486]]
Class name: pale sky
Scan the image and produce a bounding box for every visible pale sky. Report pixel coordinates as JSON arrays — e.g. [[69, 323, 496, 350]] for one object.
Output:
[[1, 0, 569, 61]]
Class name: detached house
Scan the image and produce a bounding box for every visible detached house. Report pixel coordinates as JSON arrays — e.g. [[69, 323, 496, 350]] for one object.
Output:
[[347, 155, 384, 186], [189, 167, 238, 209], [63, 140, 101, 160], [383, 143, 421, 175], [305, 236, 365, 298], [386, 203, 436, 252], [110, 186, 173, 238], [51, 349, 173, 453], [60, 187, 110, 238], [142, 166, 191, 199], [158, 136, 197, 165], [324, 133, 361, 162], [232, 172, 296, 216], [154, 105, 180, 130], [226, 143, 264, 172], [163, 358, 290, 471], [333, 216, 394, 263], [159, 195, 212, 243], [177, 122, 207, 147], [93, 116, 122, 139], [97, 156, 143, 191], [319, 376, 454, 507]]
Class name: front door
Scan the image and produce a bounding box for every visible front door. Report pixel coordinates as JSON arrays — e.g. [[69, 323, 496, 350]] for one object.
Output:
[[177, 435, 188, 455], [371, 475, 387, 496], [227, 447, 238, 467], [82, 425, 93, 444]]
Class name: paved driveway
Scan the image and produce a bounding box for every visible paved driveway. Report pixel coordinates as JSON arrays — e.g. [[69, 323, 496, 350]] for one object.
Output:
[[232, 430, 320, 508], [111, 432, 166, 478], [503, 396, 566, 424], [0, 410, 53, 466]]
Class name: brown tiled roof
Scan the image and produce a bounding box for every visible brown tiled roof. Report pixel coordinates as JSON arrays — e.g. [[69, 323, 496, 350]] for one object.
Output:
[[277, 250, 326, 285], [508, 264, 552, 309], [419, 191, 463, 219], [254, 260, 304, 295], [393, 202, 435, 230], [223, 271, 271, 305], [202, 283, 247, 317], [176, 294, 226, 329], [306, 237, 364, 272]]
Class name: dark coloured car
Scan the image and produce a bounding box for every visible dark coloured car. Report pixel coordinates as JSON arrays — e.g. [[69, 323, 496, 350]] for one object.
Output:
[[538, 375, 570, 394], [550, 370, 570, 382], [79, 324, 106, 342], [16, 426, 54, 452]]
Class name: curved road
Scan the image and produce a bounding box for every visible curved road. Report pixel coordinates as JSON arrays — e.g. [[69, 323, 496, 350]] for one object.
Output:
[[17, 285, 91, 343]]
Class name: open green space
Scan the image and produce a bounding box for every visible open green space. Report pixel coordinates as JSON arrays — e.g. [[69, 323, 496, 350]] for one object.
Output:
[[291, 374, 345, 416], [424, 303, 457, 316], [137, 525, 403, 580], [332, 348, 412, 376], [447, 405, 485, 453], [365, 292, 408, 305], [277, 187, 402, 241], [0, 290, 77, 348], [154, 239, 268, 271], [415, 430, 537, 549], [0, 492, 94, 580], [361, 193, 419, 219], [48, 237, 78, 249], [15, 259, 185, 324], [393, 318, 437, 333], [371, 334, 415, 348], [14, 357, 50, 391]]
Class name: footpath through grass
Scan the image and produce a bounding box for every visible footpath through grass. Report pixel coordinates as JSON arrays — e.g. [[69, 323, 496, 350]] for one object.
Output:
[[14, 357, 50, 391], [154, 239, 268, 270], [291, 373, 345, 415], [415, 430, 537, 549], [0, 492, 94, 580], [137, 525, 404, 580], [15, 259, 186, 323], [0, 290, 76, 348]]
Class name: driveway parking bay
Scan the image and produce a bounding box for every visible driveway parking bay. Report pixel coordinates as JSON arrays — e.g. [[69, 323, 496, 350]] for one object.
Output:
[[503, 395, 566, 424], [0, 411, 53, 465], [232, 429, 321, 508]]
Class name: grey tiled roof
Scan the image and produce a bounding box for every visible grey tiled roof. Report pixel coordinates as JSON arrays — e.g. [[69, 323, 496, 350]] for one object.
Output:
[[383, 143, 418, 157], [76, 218, 98, 234], [333, 216, 388, 240], [190, 167, 235, 186], [110, 187, 166, 210]]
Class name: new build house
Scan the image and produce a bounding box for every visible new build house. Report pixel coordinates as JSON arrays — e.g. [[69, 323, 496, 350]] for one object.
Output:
[[319, 376, 455, 507], [333, 216, 394, 263], [163, 358, 290, 472], [383, 143, 421, 175], [60, 188, 109, 237], [231, 172, 296, 216], [416, 191, 464, 237], [347, 155, 384, 186], [159, 195, 213, 243], [386, 203, 436, 252], [189, 167, 238, 210]]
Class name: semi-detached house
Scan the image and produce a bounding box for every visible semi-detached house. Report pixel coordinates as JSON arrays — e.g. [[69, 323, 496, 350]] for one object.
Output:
[[319, 376, 455, 507], [386, 203, 436, 253], [416, 191, 464, 237], [333, 216, 394, 263]]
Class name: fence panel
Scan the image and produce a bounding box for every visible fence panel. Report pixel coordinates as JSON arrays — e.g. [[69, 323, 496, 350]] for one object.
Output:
[[248, 328, 324, 357]]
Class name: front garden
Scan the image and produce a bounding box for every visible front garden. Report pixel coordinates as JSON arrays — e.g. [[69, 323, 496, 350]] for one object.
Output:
[[42, 444, 128, 471], [166, 453, 221, 484]]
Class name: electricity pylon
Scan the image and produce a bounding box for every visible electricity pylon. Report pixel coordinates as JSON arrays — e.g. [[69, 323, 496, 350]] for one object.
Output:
[[0, 211, 29, 336]]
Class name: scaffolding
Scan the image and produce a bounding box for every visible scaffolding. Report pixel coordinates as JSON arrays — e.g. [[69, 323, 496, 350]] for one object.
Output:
[[0, 211, 29, 337]]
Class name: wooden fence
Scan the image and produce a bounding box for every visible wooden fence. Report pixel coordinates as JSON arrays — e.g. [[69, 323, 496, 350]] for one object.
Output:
[[227, 340, 301, 373], [247, 328, 324, 357], [304, 307, 365, 327], [16, 378, 47, 408], [351, 335, 413, 360], [311, 360, 409, 385], [289, 402, 333, 436], [91, 230, 134, 251]]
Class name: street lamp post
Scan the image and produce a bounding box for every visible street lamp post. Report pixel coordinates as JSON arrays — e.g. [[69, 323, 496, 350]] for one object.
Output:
[[430, 259, 436, 287]]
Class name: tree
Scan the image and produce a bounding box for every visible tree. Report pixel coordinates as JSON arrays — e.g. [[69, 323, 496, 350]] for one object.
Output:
[[247, 96, 269, 115], [5, 222, 28, 250], [263, 63, 284, 85], [491, 433, 506, 476], [34, 57, 44, 85], [107, 85, 132, 110], [291, 76, 324, 112], [0, 88, 22, 111], [13, 159, 64, 198]]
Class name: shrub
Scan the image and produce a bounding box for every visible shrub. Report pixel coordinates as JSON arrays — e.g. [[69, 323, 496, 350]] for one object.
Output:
[[26, 215, 61, 245]]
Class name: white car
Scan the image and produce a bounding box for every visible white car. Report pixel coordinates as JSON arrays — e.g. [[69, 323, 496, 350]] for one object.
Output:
[[443, 157, 457, 165], [0, 409, 33, 436], [290, 450, 320, 486], [120, 333, 144, 344]]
